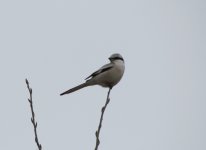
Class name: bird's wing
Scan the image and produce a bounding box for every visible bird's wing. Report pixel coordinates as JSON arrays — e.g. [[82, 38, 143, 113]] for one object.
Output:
[[85, 63, 113, 80]]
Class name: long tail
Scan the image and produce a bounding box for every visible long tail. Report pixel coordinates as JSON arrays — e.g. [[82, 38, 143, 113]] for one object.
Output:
[[60, 83, 88, 96]]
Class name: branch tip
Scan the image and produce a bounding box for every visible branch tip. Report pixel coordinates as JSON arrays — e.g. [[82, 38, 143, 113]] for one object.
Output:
[[25, 79, 42, 150], [25, 78, 29, 85]]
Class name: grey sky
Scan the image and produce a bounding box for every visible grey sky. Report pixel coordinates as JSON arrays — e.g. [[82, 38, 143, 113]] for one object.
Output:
[[0, 0, 206, 150]]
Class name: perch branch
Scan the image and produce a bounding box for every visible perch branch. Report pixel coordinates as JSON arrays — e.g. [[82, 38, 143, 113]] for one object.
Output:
[[94, 88, 112, 150], [25, 79, 42, 150]]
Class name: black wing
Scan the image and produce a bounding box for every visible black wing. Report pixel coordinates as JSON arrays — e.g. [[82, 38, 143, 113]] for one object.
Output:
[[85, 63, 113, 80]]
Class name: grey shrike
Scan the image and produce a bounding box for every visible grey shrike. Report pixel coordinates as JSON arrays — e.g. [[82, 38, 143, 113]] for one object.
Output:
[[60, 53, 125, 96]]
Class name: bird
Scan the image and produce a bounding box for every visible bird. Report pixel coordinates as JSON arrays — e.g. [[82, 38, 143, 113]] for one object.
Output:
[[60, 53, 125, 96]]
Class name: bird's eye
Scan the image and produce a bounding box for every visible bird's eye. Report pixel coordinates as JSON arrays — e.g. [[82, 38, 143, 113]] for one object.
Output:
[[113, 57, 124, 61]]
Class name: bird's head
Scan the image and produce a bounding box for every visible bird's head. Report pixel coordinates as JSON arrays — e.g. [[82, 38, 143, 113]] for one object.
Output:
[[108, 53, 124, 62]]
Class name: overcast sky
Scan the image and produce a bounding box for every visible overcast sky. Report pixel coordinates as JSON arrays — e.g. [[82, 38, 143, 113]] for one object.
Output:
[[0, 0, 206, 150]]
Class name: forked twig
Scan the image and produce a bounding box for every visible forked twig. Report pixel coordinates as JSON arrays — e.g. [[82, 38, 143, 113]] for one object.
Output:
[[94, 88, 112, 150], [25, 79, 42, 150]]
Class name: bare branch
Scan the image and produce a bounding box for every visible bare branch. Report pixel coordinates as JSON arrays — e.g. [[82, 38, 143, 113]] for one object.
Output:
[[94, 88, 112, 150], [25, 79, 42, 150]]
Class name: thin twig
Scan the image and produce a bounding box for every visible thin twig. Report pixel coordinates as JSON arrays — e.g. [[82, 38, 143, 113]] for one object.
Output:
[[25, 79, 42, 150], [94, 88, 112, 150]]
